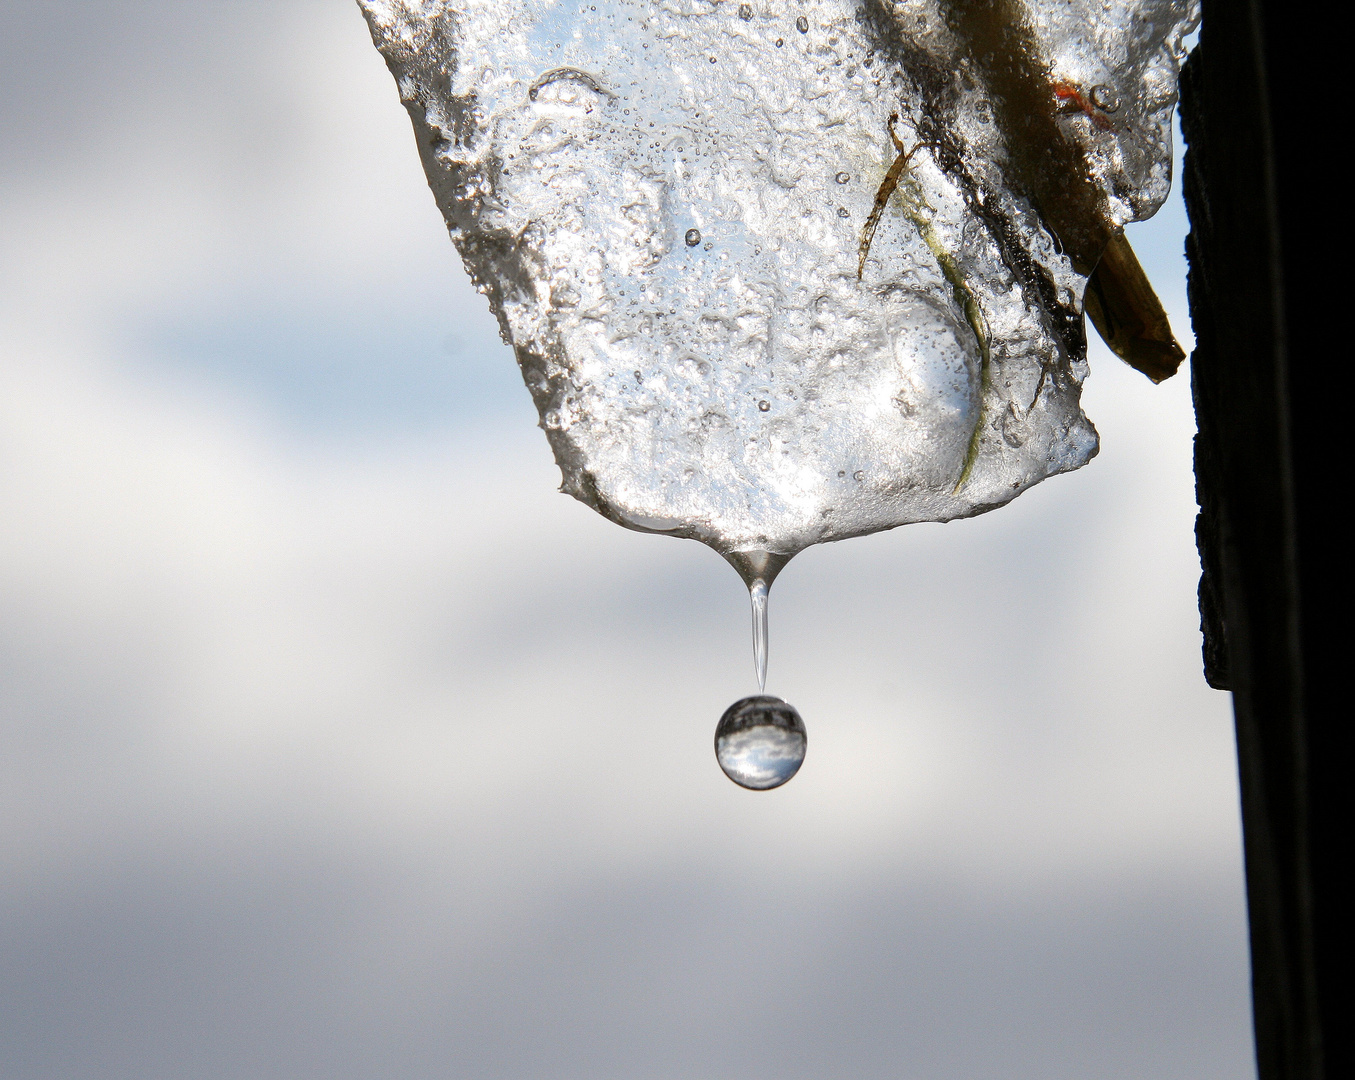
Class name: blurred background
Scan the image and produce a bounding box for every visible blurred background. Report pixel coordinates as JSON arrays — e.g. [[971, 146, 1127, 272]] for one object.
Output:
[[0, 3, 1253, 1078]]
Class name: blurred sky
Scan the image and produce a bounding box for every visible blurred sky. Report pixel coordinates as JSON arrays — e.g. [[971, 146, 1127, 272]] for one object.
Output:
[[0, 4, 1254, 1079]]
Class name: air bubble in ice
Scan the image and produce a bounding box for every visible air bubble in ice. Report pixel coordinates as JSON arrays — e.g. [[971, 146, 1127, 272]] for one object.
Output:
[[528, 66, 612, 107], [715, 696, 806, 790], [685, 228, 701, 247], [1090, 84, 1122, 112]]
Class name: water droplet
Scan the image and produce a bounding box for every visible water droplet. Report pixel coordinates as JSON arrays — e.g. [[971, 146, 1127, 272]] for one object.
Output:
[[795, 15, 809, 33], [775, 37, 783, 47], [837, 206, 850, 218], [715, 695, 806, 790], [685, 228, 701, 246], [835, 171, 851, 184], [853, 470, 865, 481], [738, 3, 753, 19], [1090, 84, 1121, 113], [757, 399, 771, 412]]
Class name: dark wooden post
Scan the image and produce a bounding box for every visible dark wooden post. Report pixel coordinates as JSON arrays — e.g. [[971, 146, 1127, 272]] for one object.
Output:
[[1181, 4, 1344, 1078]]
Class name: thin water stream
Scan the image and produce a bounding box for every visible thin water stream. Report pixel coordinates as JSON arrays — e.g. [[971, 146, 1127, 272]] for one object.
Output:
[[749, 578, 768, 695], [713, 554, 805, 791]]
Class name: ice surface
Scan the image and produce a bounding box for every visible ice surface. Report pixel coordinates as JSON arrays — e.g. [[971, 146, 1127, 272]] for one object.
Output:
[[358, 0, 1197, 559]]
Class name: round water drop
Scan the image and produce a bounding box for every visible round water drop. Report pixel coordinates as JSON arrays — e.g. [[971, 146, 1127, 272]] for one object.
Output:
[[835, 171, 851, 184], [685, 228, 701, 247], [796, 15, 809, 33], [715, 696, 807, 790]]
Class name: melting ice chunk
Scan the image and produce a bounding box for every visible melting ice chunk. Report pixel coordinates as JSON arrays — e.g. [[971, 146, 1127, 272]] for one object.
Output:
[[358, 0, 1197, 559]]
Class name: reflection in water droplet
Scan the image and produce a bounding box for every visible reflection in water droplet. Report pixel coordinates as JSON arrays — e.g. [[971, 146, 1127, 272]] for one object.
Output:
[[795, 15, 809, 33], [715, 695, 806, 790], [685, 228, 701, 246]]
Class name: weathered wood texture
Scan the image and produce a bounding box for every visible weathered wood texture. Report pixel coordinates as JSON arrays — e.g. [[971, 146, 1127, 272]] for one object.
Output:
[[1182, 4, 1344, 1078]]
